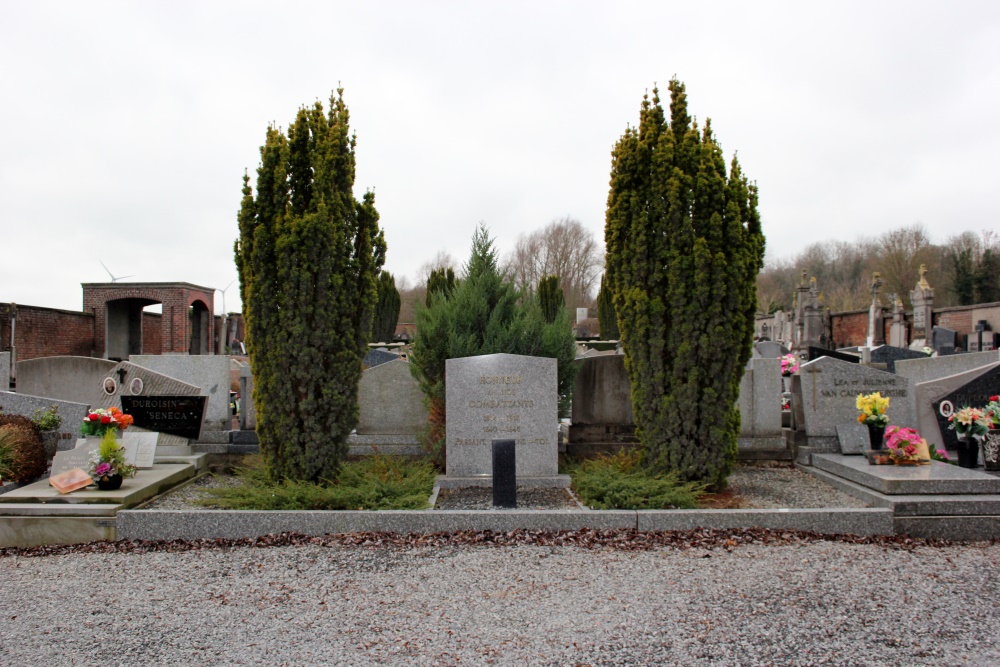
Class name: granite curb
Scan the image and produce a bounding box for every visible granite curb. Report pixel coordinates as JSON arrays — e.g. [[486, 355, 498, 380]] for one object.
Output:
[[116, 506, 894, 541]]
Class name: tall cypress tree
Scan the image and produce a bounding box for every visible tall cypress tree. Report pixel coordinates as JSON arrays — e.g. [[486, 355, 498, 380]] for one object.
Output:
[[537, 275, 565, 323], [604, 80, 765, 488], [597, 274, 619, 340], [426, 267, 456, 306], [234, 88, 386, 482], [372, 270, 400, 343]]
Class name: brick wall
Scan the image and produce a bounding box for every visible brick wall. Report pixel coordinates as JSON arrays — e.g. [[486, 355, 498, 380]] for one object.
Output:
[[142, 312, 162, 354], [933, 308, 974, 334], [0, 303, 94, 360], [831, 310, 868, 348]]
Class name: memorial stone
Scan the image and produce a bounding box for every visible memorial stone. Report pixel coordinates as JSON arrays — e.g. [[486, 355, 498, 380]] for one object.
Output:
[[567, 354, 635, 456], [128, 355, 230, 433], [50, 441, 100, 478], [492, 439, 516, 508], [445, 353, 560, 482], [798, 356, 915, 449], [836, 423, 870, 455], [932, 326, 958, 353], [932, 364, 1000, 451], [869, 345, 928, 374], [357, 359, 427, 435], [121, 432, 158, 469], [121, 395, 208, 440], [0, 351, 9, 390], [910, 362, 999, 451], [737, 357, 784, 451], [753, 341, 789, 359]]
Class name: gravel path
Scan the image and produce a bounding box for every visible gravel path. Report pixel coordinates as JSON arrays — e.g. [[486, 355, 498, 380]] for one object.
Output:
[[2, 539, 998, 666], [144, 463, 869, 511]]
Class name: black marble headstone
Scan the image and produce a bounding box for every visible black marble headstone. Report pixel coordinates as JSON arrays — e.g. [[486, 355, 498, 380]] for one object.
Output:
[[807, 346, 860, 364], [932, 326, 957, 351], [121, 395, 207, 440], [492, 439, 516, 508], [870, 345, 927, 374], [932, 365, 1000, 450]]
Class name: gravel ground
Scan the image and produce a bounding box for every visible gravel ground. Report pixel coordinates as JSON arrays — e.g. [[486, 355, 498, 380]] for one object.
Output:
[[2, 538, 998, 666], [143, 463, 868, 511]]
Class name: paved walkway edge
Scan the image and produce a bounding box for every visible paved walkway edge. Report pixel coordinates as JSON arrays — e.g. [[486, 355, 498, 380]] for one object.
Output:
[[116, 507, 894, 542]]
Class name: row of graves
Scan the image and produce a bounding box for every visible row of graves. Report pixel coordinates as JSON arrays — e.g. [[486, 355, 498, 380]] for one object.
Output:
[[0, 353, 229, 546], [2, 333, 999, 546]]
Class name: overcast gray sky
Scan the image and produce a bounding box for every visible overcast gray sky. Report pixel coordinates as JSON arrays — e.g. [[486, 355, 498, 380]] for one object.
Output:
[[2, 1, 998, 314]]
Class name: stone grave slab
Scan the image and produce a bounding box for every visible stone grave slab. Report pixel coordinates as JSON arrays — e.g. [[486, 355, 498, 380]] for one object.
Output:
[[932, 364, 1000, 451], [445, 353, 564, 484], [753, 341, 790, 359], [363, 348, 399, 369], [0, 464, 195, 506], [14, 356, 116, 404], [932, 326, 958, 352], [0, 351, 9, 389], [357, 359, 427, 435], [798, 356, 915, 448], [121, 431, 158, 469], [836, 423, 870, 455], [913, 362, 999, 451], [812, 453, 1000, 495], [0, 391, 90, 449], [870, 345, 928, 374]]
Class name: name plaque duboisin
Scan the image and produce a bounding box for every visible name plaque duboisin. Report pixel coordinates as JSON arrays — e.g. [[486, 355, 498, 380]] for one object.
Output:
[[121, 395, 207, 440]]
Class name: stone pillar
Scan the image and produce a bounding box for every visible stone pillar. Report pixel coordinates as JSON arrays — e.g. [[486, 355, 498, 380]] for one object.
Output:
[[867, 272, 885, 348], [909, 264, 934, 350], [889, 295, 908, 348]]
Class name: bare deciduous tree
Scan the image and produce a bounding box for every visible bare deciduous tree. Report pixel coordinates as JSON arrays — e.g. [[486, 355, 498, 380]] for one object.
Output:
[[503, 217, 603, 312]]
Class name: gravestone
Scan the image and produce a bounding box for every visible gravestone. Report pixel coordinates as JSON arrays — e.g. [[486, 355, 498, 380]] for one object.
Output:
[[836, 423, 870, 455], [567, 354, 635, 456], [894, 351, 1000, 419], [121, 431, 159, 469], [798, 356, 915, 450], [932, 326, 958, 353], [357, 359, 427, 435], [931, 364, 1000, 451], [807, 347, 860, 364], [100, 361, 204, 454], [238, 362, 256, 430], [869, 345, 928, 374], [737, 357, 784, 451], [50, 440, 100, 478], [492, 439, 516, 508], [443, 353, 566, 486], [129, 355, 231, 437], [0, 352, 9, 390], [910, 362, 999, 451], [753, 341, 790, 359], [15, 356, 116, 404]]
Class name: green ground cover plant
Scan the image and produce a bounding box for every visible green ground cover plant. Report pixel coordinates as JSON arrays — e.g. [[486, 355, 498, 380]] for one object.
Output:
[[568, 450, 706, 510], [199, 454, 436, 510]]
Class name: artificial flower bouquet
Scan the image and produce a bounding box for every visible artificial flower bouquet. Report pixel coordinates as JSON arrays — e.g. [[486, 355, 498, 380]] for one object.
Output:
[[883, 426, 930, 465], [856, 392, 890, 428], [88, 431, 137, 483], [80, 407, 134, 437], [780, 354, 799, 376], [948, 406, 991, 440]]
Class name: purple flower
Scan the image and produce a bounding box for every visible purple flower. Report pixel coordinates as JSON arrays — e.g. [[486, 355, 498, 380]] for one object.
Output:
[[95, 462, 112, 476]]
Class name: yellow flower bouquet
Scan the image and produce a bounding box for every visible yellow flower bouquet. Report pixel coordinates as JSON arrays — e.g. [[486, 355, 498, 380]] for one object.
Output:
[[856, 392, 890, 427]]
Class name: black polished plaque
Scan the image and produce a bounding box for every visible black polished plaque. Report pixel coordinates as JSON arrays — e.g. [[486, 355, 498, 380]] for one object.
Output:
[[121, 395, 207, 440], [492, 439, 516, 508]]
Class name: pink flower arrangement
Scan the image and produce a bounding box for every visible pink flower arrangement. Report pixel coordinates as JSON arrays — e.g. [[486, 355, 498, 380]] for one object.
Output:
[[883, 426, 930, 464], [780, 354, 799, 376]]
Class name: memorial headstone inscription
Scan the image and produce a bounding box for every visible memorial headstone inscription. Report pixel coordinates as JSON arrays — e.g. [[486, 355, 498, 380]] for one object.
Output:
[[798, 356, 915, 449], [445, 353, 564, 485], [931, 364, 1000, 451]]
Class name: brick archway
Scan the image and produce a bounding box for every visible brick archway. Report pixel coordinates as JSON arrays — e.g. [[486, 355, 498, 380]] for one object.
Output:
[[83, 282, 215, 359]]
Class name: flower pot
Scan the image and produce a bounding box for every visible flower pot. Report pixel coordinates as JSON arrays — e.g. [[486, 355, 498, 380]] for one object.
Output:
[[982, 430, 1000, 472], [867, 424, 886, 450], [96, 474, 123, 491], [955, 437, 980, 469], [781, 376, 793, 393]]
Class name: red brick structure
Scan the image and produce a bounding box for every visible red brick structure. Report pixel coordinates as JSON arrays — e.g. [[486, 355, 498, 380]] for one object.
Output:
[[0, 303, 94, 360], [82, 282, 215, 359]]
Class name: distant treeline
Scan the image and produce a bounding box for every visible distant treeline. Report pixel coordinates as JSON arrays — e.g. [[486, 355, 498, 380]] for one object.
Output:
[[757, 225, 1000, 313]]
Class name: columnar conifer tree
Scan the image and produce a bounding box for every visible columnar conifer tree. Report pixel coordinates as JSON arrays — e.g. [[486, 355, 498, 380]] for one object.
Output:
[[372, 270, 400, 343], [234, 88, 386, 482], [604, 80, 765, 488], [597, 274, 619, 340], [537, 275, 565, 323], [425, 267, 456, 306]]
